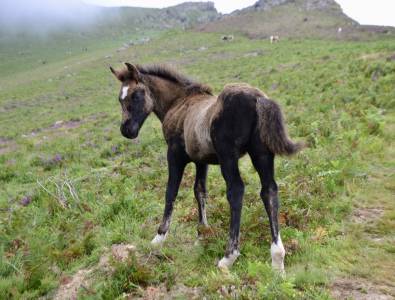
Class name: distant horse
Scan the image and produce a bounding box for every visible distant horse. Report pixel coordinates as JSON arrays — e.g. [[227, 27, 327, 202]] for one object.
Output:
[[110, 63, 302, 271], [270, 35, 280, 44]]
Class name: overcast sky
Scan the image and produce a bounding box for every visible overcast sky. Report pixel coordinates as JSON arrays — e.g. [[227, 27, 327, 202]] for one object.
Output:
[[84, 0, 395, 26]]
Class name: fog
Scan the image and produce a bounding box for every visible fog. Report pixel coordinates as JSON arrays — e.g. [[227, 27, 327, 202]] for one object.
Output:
[[0, 0, 102, 34]]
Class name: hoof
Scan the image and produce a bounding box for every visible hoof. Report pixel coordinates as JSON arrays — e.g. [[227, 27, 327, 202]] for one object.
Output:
[[217, 250, 240, 269], [151, 233, 167, 246], [271, 235, 285, 273]]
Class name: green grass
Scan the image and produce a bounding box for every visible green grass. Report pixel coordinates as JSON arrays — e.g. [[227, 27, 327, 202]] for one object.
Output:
[[0, 29, 394, 299]]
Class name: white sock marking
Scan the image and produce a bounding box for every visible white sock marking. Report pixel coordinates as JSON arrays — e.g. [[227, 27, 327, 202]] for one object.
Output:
[[121, 86, 129, 100], [151, 233, 167, 245], [271, 233, 285, 272], [217, 250, 240, 269]]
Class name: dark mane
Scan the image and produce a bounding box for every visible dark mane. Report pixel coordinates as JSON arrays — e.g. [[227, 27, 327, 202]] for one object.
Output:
[[138, 64, 213, 96]]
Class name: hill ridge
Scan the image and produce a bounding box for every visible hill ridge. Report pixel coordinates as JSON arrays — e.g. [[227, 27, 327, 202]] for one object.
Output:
[[198, 0, 394, 40]]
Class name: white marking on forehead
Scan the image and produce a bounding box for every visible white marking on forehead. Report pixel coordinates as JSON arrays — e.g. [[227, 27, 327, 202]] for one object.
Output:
[[121, 86, 129, 100]]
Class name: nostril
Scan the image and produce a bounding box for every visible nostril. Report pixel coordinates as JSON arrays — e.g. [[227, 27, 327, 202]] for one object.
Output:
[[131, 123, 139, 132]]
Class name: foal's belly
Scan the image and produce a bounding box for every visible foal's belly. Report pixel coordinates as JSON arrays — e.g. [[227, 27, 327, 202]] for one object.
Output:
[[184, 99, 217, 162]]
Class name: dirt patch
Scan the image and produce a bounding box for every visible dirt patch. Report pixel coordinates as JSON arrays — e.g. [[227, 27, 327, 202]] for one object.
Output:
[[351, 207, 384, 224], [243, 50, 265, 57], [387, 54, 395, 62], [132, 284, 201, 300], [54, 243, 203, 300], [54, 244, 136, 300], [0, 137, 12, 145], [359, 52, 388, 61], [110, 244, 136, 262], [21, 113, 109, 142], [0, 137, 18, 155], [331, 278, 394, 300], [51, 120, 83, 129], [54, 269, 92, 300]]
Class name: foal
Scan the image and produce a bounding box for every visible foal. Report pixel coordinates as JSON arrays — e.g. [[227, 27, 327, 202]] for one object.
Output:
[[110, 63, 302, 271]]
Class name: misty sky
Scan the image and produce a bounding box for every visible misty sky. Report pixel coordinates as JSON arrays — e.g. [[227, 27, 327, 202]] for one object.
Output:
[[0, 0, 394, 29], [84, 0, 395, 26], [0, 0, 101, 31]]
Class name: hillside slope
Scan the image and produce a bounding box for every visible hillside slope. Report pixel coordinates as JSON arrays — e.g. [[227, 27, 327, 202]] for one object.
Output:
[[1, 31, 394, 298], [199, 0, 395, 39], [0, 2, 219, 78]]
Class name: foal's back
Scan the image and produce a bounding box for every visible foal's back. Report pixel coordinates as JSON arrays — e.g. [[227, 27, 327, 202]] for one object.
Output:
[[164, 83, 270, 163], [185, 83, 266, 163]]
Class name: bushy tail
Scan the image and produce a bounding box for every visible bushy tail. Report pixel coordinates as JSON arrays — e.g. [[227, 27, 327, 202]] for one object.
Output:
[[256, 97, 303, 156]]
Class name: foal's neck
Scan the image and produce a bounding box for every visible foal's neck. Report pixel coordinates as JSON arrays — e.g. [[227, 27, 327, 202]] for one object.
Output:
[[144, 75, 187, 122]]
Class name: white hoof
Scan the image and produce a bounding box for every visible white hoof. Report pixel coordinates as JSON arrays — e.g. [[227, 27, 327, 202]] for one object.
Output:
[[151, 233, 167, 245], [217, 250, 240, 269], [271, 234, 285, 272]]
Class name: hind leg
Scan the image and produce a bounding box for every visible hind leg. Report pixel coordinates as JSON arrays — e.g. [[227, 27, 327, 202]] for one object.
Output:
[[216, 153, 244, 269], [248, 138, 285, 272], [194, 163, 209, 230]]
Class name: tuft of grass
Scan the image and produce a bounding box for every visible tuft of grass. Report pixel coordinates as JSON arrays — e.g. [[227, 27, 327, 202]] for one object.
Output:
[[98, 254, 154, 299]]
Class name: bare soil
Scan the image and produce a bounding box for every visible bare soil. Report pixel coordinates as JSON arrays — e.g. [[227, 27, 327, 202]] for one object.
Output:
[[331, 278, 394, 300], [53, 244, 136, 300], [351, 207, 385, 224]]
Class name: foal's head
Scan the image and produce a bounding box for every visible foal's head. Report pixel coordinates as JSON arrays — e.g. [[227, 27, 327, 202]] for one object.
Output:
[[110, 63, 153, 139]]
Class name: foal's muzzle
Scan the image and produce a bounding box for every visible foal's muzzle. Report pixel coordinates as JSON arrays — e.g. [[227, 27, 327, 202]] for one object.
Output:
[[120, 120, 139, 139]]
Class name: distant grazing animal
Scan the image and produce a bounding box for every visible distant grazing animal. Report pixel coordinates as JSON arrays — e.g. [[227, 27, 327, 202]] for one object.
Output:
[[270, 35, 280, 43], [222, 35, 234, 41], [110, 63, 302, 271]]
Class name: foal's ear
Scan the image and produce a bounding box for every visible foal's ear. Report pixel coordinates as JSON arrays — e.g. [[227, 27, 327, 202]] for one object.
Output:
[[110, 66, 124, 82], [124, 62, 141, 82]]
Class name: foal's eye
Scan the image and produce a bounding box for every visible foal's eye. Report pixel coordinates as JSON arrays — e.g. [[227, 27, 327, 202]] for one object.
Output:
[[132, 90, 145, 103]]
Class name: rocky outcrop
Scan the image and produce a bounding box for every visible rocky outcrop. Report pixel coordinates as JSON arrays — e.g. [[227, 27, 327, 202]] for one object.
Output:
[[243, 0, 291, 12], [238, 0, 343, 13], [198, 0, 394, 40], [160, 1, 220, 27]]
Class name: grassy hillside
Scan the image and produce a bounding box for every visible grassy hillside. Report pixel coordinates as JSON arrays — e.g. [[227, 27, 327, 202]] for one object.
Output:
[[0, 27, 394, 299], [0, 2, 218, 78], [199, 0, 395, 40]]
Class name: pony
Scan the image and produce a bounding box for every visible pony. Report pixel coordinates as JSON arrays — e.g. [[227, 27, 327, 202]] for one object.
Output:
[[110, 63, 302, 271]]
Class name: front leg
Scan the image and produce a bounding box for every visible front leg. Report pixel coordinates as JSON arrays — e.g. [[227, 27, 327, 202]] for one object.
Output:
[[194, 163, 209, 231], [151, 145, 188, 245]]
